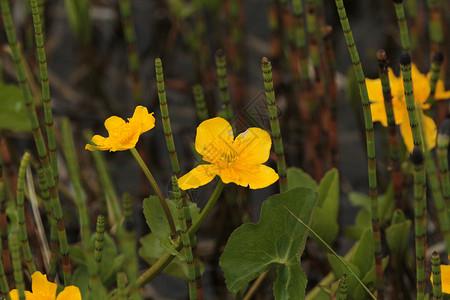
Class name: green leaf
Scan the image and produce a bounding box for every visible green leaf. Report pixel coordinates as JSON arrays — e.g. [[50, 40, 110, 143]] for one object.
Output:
[[139, 233, 204, 280], [318, 169, 339, 220], [220, 187, 318, 298], [0, 84, 31, 131], [72, 265, 107, 299], [310, 207, 339, 245], [287, 168, 317, 192], [386, 213, 411, 258], [344, 209, 371, 240], [143, 196, 200, 255], [350, 228, 374, 276], [327, 254, 361, 297], [348, 192, 370, 210], [353, 257, 389, 299], [273, 264, 307, 300], [378, 183, 394, 225]]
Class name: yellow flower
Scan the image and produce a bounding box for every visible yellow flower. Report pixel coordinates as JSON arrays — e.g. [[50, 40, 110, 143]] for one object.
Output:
[[430, 264, 450, 294], [85, 106, 155, 151], [9, 271, 81, 300], [178, 117, 279, 190], [365, 64, 443, 152]]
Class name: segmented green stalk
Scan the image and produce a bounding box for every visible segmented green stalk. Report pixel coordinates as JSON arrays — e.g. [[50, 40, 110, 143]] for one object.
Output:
[[119, 0, 142, 103], [428, 0, 444, 54], [427, 51, 443, 108], [338, 274, 348, 300], [61, 118, 91, 251], [392, 0, 410, 52], [334, 1, 384, 298], [192, 84, 209, 122], [0, 0, 71, 284], [432, 251, 442, 300], [118, 194, 140, 300], [261, 58, 287, 192], [0, 144, 10, 300], [377, 50, 403, 205], [9, 233, 24, 300], [400, 52, 426, 300], [172, 177, 196, 299], [226, 0, 244, 74], [29, 0, 58, 183], [36, 168, 58, 279], [215, 50, 235, 132], [84, 130, 122, 227], [0, 164, 10, 284], [155, 58, 181, 176], [16, 152, 37, 274], [117, 272, 127, 300], [89, 215, 105, 296], [437, 120, 450, 218]]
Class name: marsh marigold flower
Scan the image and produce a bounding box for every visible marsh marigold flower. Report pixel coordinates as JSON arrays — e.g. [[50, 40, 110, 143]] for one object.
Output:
[[178, 117, 279, 190], [9, 271, 81, 300], [430, 264, 450, 294], [366, 64, 450, 152], [85, 106, 155, 152]]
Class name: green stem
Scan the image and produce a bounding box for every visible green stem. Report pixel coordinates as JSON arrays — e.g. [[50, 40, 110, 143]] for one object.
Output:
[[129, 147, 176, 237], [0, 0, 71, 284], [89, 215, 105, 300], [215, 50, 235, 133], [117, 272, 128, 300], [393, 0, 410, 52], [0, 142, 10, 300], [16, 152, 37, 274], [437, 120, 450, 218], [400, 52, 426, 300], [432, 251, 443, 300], [338, 274, 348, 300], [261, 57, 287, 192], [9, 233, 25, 300], [155, 58, 181, 176], [427, 51, 443, 109], [334, 1, 384, 298], [192, 84, 209, 123]]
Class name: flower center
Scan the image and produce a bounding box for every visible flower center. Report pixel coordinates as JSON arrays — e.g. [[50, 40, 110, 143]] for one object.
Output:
[[203, 140, 238, 168]]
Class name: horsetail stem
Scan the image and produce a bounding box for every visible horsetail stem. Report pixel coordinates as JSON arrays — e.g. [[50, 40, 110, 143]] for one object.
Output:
[[377, 50, 403, 206], [36, 168, 58, 279], [437, 120, 450, 220], [226, 0, 244, 74], [432, 251, 443, 300], [392, 0, 410, 52], [427, 51, 443, 108], [261, 58, 287, 192], [29, 0, 58, 183], [61, 118, 91, 251], [0, 0, 71, 284], [418, 108, 450, 255], [9, 232, 25, 300], [400, 52, 426, 300], [89, 215, 105, 296], [215, 50, 235, 133], [16, 152, 37, 274], [117, 272, 128, 300], [172, 176, 196, 299], [0, 144, 9, 300], [119, 0, 142, 103], [338, 274, 348, 300], [119, 193, 140, 300], [84, 130, 122, 227], [428, 0, 444, 54], [192, 84, 209, 123], [155, 58, 181, 176], [334, 1, 384, 298]]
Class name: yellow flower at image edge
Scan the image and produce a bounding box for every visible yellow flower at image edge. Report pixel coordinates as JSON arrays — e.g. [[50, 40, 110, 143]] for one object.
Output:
[[430, 264, 450, 294], [85, 106, 155, 151], [9, 271, 81, 300], [179, 117, 279, 190]]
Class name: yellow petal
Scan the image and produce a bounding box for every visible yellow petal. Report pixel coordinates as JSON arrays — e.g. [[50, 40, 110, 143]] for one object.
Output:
[[85, 144, 98, 151], [220, 164, 279, 189], [399, 111, 437, 153], [8, 289, 19, 300], [31, 271, 57, 298], [56, 286, 82, 300], [440, 265, 450, 294], [370, 101, 388, 126], [104, 116, 126, 134], [365, 78, 384, 104], [179, 164, 218, 190], [129, 106, 156, 134], [195, 117, 234, 157], [411, 65, 430, 105], [233, 128, 272, 164], [435, 79, 450, 100]]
